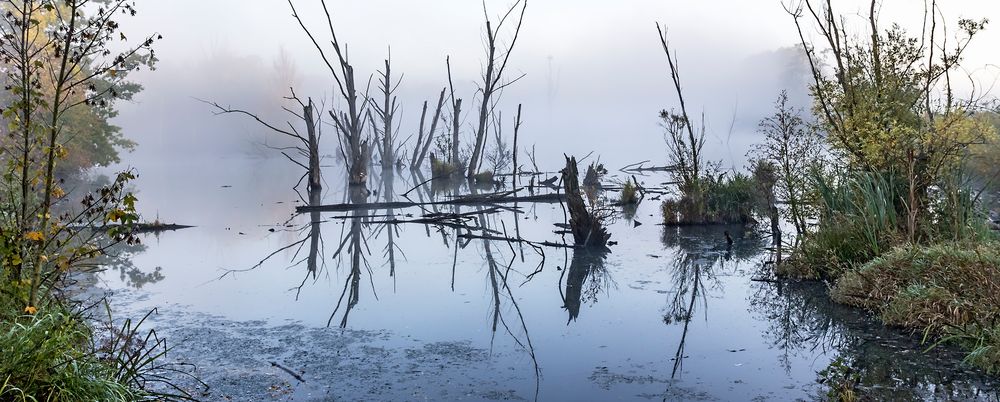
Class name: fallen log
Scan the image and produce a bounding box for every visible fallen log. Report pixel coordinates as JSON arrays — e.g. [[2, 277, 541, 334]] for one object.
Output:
[[296, 192, 565, 213], [66, 223, 194, 233], [620, 160, 680, 173], [134, 223, 195, 233], [457, 233, 575, 249]]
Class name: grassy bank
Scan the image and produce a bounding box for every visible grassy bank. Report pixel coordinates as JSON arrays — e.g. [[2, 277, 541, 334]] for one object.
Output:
[[1, 306, 138, 401], [831, 242, 1000, 373]]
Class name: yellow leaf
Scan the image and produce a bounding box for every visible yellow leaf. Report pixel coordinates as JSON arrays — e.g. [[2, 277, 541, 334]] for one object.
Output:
[[24, 306, 37, 315], [39, 255, 48, 263], [24, 231, 44, 242]]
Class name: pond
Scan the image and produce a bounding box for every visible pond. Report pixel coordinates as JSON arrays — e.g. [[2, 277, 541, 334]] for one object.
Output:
[[88, 156, 1000, 401]]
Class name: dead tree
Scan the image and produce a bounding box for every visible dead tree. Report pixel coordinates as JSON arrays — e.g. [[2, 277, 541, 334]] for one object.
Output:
[[656, 23, 704, 191], [304, 102, 322, 191], [467, 0, 528, 179], [447, 56, 464, 168], [289, 0, 372, 185], [411, 87, 447, 169], [561, 156, 611, 248], [205, 91, 323, 193], [372, 51, 402, 169], [512, 104, 523, 187]]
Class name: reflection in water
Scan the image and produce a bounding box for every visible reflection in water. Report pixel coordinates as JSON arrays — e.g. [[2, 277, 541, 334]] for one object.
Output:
[[562, 250, 612, 323], [378, 170, 400, 282], [99, 242, 163, 289], [198, 167, 1000, 401], [660, 225, 765, 381], [328, 185, 370, 328], [306, 187, 323, 279], [750, 280, 1000, 401]]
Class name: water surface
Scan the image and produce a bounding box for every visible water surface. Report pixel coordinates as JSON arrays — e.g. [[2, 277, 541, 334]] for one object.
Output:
[[96, 158, 1000, 401]]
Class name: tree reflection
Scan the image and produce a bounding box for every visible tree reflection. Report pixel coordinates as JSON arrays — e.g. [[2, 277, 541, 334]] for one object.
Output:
[[98, 242, 163, 289], [328, 184, 370, 328], [660, 225, 765, 379], [749, 279, 1000, 400], [662, 250, 718, 379], [562, 250, 612, 323]]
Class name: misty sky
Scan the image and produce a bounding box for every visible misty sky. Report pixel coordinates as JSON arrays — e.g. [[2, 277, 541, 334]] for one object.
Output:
[[113, 0, 1000, 171]]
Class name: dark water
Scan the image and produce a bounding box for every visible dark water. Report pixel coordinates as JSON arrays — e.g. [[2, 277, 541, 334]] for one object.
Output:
[[94, 157, 1000, 401]]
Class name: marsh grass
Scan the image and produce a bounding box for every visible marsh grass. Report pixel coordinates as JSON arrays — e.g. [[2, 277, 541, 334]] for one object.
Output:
[[831, 242, 1000, 372], [473, 171, 495, 185], [661, 172, 758, 225], [620, 179, 639, 205], [430, 157, 459, 178], [782, 171, 905, 279], [0, 309, 139, 402], [817, 357, 859, 402], [0, 279, 198, 401]]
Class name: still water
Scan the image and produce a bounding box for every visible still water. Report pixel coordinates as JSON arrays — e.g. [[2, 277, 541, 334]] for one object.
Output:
[[94, 156, 1000, 401]]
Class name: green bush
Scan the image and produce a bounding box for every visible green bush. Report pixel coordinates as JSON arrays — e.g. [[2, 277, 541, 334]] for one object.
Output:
[[660, 173, 759, 225], [473, 171, 495, 185], [620, 179, 639, 205], [430, 157, 459, 178]]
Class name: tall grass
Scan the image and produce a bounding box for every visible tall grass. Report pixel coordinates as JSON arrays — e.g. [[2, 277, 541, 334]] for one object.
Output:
[[620, 179, 639, 205], [816, 171, 900, 256], [0, 303, 200, 402], [785, 171, 904, 278], [0, 310, 138, 402], [661, 172, 760, 225]]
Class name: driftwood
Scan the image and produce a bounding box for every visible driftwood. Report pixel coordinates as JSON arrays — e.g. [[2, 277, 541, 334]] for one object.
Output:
[[620, 160, 679, 173], [296, 192, 564, 213], [458, 233, 573, 249], [134, 223, 195, 233], [561, 156, 610, 248], [67, 223, 194, 233], [270, 361, 306, 383]]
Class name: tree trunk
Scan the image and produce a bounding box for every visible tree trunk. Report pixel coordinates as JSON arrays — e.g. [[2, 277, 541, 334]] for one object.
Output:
[[451, 98, 463, 168], [304, 101, 322, 192], [561, 156, 610, 248]]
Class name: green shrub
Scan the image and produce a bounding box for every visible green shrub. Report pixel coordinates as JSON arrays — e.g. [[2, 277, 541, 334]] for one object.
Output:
[[660, 172, 760, 225], [620, 179, 639, 205], [473, 171, 495, 185], [430, 157, 459, 178]]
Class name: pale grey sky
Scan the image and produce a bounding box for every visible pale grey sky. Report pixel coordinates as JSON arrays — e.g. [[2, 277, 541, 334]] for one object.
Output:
[[114, 0, 1000, 170]]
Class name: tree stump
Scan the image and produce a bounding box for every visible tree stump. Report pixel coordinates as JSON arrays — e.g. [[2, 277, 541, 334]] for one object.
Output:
[[561, 156, 611, 248]]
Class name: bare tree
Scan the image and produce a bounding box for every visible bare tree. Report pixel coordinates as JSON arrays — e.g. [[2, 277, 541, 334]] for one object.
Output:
[[466, 0, 528, 178], [656, 23, 703, 190], [288, 0, 373, 185], [205, 90, 324, 194], [371, 51, 402, 169], [447, 56, 464, 168], [411, 88, 447, 169]]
